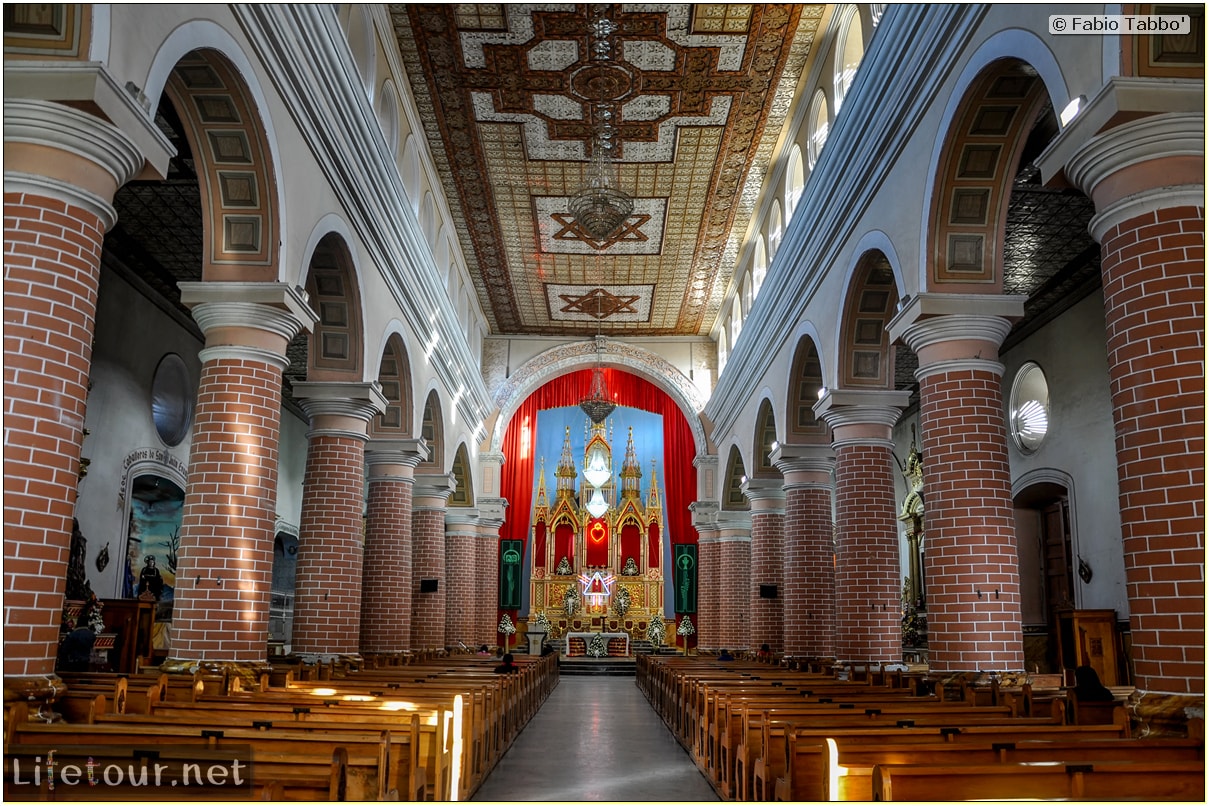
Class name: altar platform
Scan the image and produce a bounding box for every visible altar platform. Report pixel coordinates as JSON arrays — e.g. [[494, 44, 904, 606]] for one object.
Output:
[[558, 655, 637, 677]]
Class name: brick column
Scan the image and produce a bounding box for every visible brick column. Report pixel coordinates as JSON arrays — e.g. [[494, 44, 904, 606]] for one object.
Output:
[[444, 509, 479, 649], [742, 479, 785, 653], [690, 501, 720, 651], [477, 498, 506, 649], [890, 300, 1025, 673], [3, 100, 145, 704], [412, 474, 455, 650], [715, 512, 752, 652], [773, 443, 836, 662], [290, 383, 386, 660], [818, 391, 910, 666], [360, 438, 427, 655], [170, 283, 316, 668], [1044, 103, 1204, 701]]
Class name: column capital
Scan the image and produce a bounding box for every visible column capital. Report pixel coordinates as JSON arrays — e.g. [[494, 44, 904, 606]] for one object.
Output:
[[180, 283, 317, 371], [479, 451, 506, 468], [366, 438, 429, 469], [295, 381, 387, 440], [445, 508, 480, 530], [716, 509, 753, 537], [692, 454, 719, 470], [476, 496, 508, 526], [888, 299, 1023, 380], [5, 99, 146, 230], [741, 478, 786, 514], [771, 443, 835, 488], [414, 473, 456, 506], [815, 389, 909, 450], [690, 499, 720, 531], [1036, 76, 1203, 187]]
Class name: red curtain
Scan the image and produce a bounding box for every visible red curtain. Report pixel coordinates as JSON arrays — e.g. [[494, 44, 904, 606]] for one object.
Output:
[[554, 523, 574, 570], [500, 369, 698, 562], [619, 523, 641, 570], [586, 518, 610, 567]]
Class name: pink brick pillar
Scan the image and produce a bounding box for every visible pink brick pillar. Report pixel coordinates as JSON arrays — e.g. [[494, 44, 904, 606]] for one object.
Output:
[[477, 518, 503, 648], [361, 439, 426, 654], [4, 100, 143, 696], [891, 309, 1024, 672], [171, 285, 315, 664], [412, 474, 455, 650], [818, 394, 909, 666], [715, 514, 751, 652], [291, 385, 385, 658], [1059, 111, 1205, 697], [691, 501, 721, 651], [444, 511, 479, 649], [774, 444, 835, 662], [742, 480, 785, 653]]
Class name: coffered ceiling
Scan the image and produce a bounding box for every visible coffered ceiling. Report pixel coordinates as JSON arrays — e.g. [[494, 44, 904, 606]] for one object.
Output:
[[390, 4, 828, 337]]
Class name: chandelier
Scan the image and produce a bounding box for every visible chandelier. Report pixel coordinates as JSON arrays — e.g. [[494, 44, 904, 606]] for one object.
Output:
[[569, 10, 633, 242], [579, 356, 616, 424]]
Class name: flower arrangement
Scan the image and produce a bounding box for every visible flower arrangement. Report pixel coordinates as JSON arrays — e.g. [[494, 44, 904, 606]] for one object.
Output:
[[555, 556, 573, 575], [901, 579, 927, 648], [562, 585, 580, 617], [498, 613, 516, 651], [532, 611, 554, 638], [612, 586, 631, 618], [646, 613, 666, 647], [587, 632, 608, 658], [621, 556, 639, 575], [676, 616, 695, 654]]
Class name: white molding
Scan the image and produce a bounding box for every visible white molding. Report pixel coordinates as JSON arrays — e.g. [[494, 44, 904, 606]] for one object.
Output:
[[3, 171, 117, 230]]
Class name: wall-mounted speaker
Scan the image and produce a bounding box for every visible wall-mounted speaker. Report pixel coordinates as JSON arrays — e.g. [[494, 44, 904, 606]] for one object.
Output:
[[419, 578, 439, 593], [759, 584, 778, 599]]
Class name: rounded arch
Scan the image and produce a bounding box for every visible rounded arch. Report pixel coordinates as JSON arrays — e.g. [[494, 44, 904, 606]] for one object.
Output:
[[401, 133, 423, 213], [488, 339, 708, 455], [785, 144, 806, 220], [420, 191, 439, 245], [751, 236, 769, 299], [368, 330, 415, 438], [1013, 467, 1082, 615], [807, 89, 829, 169], [418, 387, 446, 471], [786, 330, 830, 443], [152, 45, 282, 282], [449, 442, 475, 507], [300, 231, 367, 379], [376, 79, 401, 158], [721, 444, 750, 511], [836, 249, 901, 391], [768, 199, 783, 261], [751, 397, 780, 479], [834, 4, 865, 113], [346, 4, 376, 100], [920, 31, 1070, 291]]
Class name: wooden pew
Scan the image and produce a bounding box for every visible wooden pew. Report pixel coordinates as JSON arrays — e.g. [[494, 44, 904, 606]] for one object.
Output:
[[776, 733, 1204, 801], [871, 759, 1205, 801]]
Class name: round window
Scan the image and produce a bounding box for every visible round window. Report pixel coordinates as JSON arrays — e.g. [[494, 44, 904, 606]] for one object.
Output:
[[151, 353, 193, 447], [1009, 362, 1050, 453]]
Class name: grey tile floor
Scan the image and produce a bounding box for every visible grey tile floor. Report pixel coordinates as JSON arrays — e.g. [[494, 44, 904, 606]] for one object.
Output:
[[470, 676, 720, 802]]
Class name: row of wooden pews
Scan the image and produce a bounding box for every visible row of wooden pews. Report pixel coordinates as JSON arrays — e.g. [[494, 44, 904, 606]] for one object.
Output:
[[636, 655, 1204, 801], [5, 653, 559, 801]]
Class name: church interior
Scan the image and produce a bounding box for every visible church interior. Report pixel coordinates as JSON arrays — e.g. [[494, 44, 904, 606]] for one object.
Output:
[[3, 3, 1205, 801]]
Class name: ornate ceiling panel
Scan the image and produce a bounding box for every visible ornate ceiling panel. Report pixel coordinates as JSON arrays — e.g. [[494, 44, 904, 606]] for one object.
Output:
[[390, 4, 826, 336]]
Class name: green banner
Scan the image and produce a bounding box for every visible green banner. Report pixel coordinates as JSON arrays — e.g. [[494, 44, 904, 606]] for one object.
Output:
[[499, 539, 523, 609], [673, 544, 697, 614]]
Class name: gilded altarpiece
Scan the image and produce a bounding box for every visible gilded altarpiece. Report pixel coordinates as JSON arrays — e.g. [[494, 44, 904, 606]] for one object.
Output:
[[529, 413, 665, 646]]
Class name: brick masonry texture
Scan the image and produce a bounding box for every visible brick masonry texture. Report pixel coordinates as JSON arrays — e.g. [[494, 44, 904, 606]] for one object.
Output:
[[784, 486, 835, 658], [362, 478, 414, 652]]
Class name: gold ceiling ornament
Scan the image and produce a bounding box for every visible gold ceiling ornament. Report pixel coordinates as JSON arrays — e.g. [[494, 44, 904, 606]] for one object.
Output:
[[569, 9, 633, 242]]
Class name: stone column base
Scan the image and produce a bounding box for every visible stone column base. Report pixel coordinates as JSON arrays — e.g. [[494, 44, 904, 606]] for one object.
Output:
[[1128, 690, 1207, 738], [160, 658, 276, 692], [4, 673, 68, 723]]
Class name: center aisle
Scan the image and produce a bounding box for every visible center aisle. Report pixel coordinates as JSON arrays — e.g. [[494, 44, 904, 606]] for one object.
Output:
[[471, 675, 720, 802]]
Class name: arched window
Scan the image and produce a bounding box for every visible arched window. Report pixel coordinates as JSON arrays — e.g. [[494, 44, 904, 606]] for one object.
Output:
[[752, 237, 768, 299], [740, 270, 753, 318], [731, 295, 743, 345], [768, 199, 783, 260], [401, 135, 422, 212], [807, 90, 829, 169], [376, 80, 400, 158], [833, 5, 864, 114], [718, 325, 729, 372], [785, 144, 806, 219], [348, 5, 376, 100]]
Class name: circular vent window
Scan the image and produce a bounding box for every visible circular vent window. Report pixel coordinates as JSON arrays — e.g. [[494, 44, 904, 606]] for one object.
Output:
[[151, 353, 193, 447], [1009, 362, 1050, 453]]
